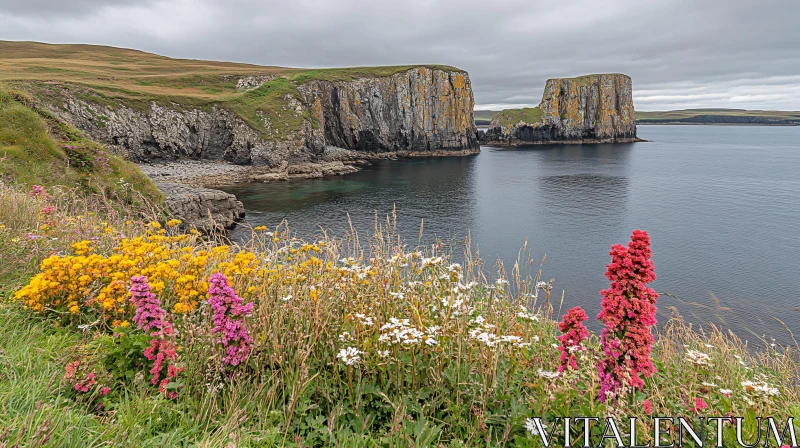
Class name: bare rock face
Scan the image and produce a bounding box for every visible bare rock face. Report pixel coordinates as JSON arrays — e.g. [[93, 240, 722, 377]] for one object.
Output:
[[483, 74, 638, 145], [298, 68, 478, 152], [156, 182, 244, 232], [45, 67, 479, 169]]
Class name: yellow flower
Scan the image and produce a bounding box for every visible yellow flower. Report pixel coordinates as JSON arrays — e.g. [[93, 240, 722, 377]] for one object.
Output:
[[254, 225, 268, 231], [166, 219, 182, 227]]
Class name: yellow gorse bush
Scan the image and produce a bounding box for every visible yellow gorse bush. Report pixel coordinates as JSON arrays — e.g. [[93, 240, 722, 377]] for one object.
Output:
[[14, 225, 260, 318]]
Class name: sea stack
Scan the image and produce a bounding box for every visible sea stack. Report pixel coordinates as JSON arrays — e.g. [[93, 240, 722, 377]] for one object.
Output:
[[481, 73, 638, 145]]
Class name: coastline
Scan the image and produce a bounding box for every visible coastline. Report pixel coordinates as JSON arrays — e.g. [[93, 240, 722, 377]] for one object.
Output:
[[637, 122, 800, 126], [479, 137, 646, 147], [139, 148, 481, 188]]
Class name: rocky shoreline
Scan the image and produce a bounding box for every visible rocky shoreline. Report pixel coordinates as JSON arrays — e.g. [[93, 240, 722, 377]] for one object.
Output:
[[140, 148, 480, 187], [143, 148, 479, 230]]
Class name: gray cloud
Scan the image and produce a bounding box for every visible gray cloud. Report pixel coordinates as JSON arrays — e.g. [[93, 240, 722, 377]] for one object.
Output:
[[0, 0, 160, 17], [1, 0, 798, 110]]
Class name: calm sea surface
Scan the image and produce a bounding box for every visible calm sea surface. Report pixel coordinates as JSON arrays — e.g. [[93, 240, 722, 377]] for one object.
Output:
[[220, 126, 800, 343]]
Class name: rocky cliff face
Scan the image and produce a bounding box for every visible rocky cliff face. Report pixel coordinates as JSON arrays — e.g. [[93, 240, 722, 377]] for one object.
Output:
[[482, 74, 637, 144], [44, 67, 478, 168], [298, 68, 478, 152]]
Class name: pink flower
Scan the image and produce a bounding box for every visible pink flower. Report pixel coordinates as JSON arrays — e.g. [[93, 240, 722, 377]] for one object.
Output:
[[72, 371, 96, 393], [130, 276, 167, 334], [596, 230, 659, 403], [129, 276, 182, 398], [41, 206, 56, 215], [643, 399, 652, 415], [64, 360, 79, 380], [691, 397, 709, 414], [208, 273, 253, 367], [101, 387, 110, 396], [557, 306, 589, 373], [29, 185, 46, 197]]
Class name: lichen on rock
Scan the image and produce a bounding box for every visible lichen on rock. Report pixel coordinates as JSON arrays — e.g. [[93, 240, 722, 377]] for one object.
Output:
[[482, 73, 638, 145]]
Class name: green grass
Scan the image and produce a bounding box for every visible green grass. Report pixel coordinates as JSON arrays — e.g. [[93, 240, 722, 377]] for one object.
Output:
[[490, 106, 543, 126], [0, 83, 162, 206], [0, 305, 219, 447], [0, 41, 467, 140]]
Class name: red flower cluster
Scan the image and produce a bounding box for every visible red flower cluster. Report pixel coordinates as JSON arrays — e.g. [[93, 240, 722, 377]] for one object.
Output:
[[690, 397, 709, 414], [596, 230, 659, 403], [63, 360, 108, 396], [557, 306, 589, 373]]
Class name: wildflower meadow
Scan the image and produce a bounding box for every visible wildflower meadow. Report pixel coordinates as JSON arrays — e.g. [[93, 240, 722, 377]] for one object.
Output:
[[0, 182, 798, 447]]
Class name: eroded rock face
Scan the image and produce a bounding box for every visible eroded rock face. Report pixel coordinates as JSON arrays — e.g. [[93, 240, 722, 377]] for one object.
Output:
[[45, 67, 479, 168], [54, 94, 310, 167], [483, 74, 638, 145], [298, 68, 478, 152], [156, 182, 244, 232]]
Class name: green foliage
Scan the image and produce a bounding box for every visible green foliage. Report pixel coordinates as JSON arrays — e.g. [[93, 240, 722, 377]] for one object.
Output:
[[0, 83, 162, 206], [226, 76, 310, 139], [492, 106, 543, 126], [96, 328, 153, 384]]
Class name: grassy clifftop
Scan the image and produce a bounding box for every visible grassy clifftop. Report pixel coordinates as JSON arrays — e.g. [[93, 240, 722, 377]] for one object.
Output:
[[489, 106, 543, 126], [0, 41, 465, 139], [0, 83, 161, 204]]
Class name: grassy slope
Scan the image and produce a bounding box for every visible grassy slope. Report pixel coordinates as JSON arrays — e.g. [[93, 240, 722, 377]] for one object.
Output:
[[0, 41, 465, 139], [0, 84, 162, 204], [490, 107, 543, 126]]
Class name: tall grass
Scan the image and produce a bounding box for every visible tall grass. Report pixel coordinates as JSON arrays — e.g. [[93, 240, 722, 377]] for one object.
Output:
[[0, 183, 798, 447]]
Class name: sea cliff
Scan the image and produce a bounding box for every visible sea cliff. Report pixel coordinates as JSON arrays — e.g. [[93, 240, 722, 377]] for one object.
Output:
[[1, 41, 480, 229], [35, 67, 478, 169], [481, 74, 639, 145]]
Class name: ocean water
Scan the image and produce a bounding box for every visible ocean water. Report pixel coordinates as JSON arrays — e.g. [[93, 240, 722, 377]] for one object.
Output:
[[220, 125, 800, 344]]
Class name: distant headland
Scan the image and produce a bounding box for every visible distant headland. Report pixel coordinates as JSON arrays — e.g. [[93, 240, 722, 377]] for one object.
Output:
[[477, 108, 800, 127]]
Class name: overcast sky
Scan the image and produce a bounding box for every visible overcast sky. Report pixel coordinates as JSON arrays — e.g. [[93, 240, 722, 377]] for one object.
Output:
[[2, 0, 799, 111]]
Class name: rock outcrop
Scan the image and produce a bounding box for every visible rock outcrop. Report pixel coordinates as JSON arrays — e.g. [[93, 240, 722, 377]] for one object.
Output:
[[43, 67, 479, 169], [298, 68, 478, 152], [156, 182, 245, 232], [481, 74, 638, 145]]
